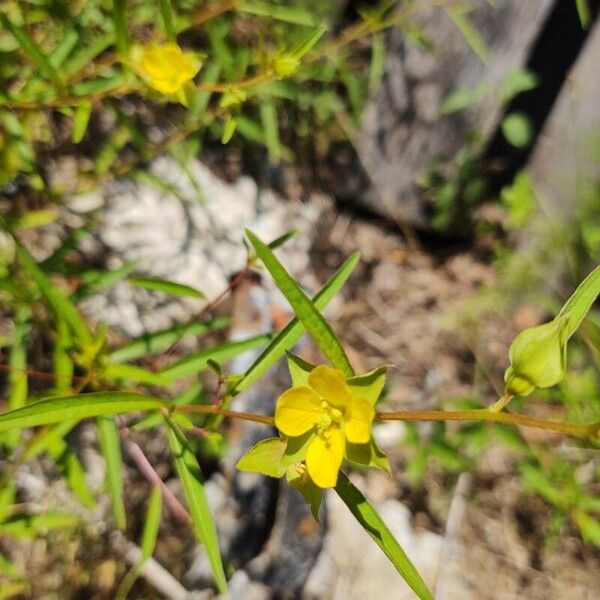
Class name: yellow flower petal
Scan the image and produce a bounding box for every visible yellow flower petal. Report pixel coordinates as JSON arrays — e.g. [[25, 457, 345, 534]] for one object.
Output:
[[344, 396, 374, 444], [134, 43, 201, 95], [274, 386, 321, 437], [306, 426, 345, 488], [308, 365, 352, 407]]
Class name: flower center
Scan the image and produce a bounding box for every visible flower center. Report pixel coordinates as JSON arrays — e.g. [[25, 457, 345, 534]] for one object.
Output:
[[317, 400, 344, 436]]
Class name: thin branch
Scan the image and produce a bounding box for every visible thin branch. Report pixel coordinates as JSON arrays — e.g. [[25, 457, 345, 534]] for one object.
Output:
[[375, 409, 600, 439]]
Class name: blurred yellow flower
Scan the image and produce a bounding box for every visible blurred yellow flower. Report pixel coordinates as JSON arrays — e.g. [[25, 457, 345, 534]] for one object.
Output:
[[130, 43, 201, 95], [274, 365, 374, 488]]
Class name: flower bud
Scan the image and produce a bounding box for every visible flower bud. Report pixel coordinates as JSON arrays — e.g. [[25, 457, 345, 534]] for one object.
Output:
[[504, 316, 568, 396]]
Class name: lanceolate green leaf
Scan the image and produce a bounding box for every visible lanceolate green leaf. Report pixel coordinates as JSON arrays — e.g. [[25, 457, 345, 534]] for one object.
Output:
[[160, 334, 272, 379], [129, 276, 205, 300], [0, 393, 165, 432], [141, 485, 163, 559], [229, 252, 360, 396], [558, 265, 600, 339], [15, 244, 92, 345], [165, 420, 228, 593], [335, 473, 434, 600], [97, 417, 127, 530], [246, 230, 355, 377], [103, 363, 172, 387], [6, 307, 30, 448], [108, 317, 228, 362]]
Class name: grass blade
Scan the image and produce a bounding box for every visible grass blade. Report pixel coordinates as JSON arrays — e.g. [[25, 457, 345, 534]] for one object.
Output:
[[97, 417, 127, 529], [0, 392, 165, 432], [229, 251, 360, 395], [246, 229, 354, 376], [160, 334, 272, 379], [165, 419, 228, 593], [108, 317, 229, 362], [335, 473, 434, 600], [15, 244, 92, 345]]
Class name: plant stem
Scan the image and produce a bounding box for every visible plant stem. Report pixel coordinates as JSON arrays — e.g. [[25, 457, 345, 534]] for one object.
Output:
[[375, 409, 599, 439], [175, 404, 274, 426]]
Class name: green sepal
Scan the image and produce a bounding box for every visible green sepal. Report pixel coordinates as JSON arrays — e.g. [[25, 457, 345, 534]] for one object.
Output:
[[236, 437, 287, 478], [347, 365, 389, 406], [346, 437, 391, 473], [280, 430, 314, 467], [286, 465, 323, 521], [286, 352, 316, 387]]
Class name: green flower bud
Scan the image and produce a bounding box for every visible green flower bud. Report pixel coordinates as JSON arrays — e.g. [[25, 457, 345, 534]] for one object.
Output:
[[272, 53, 299, 78], [504, 316, 569, 396]]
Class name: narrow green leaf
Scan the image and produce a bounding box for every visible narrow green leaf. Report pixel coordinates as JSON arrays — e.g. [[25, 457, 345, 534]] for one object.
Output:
[[291, 24, 328, 59], [0, 392, 165, 432], [62, 33, 114, 79], [447, 5, 488, 62], [103, 363, 172, 387], [221, 114, 237, 144], [108, 318, 228, 363], [0, 512, 79, 539], [160, 334, 272, 379], [59, 450, 96, 509], [558, 265, 600, 338], [165, 419, 228, 593], [6, 307, 30, 448], [0, 13, 64, 87], [159, 0, 176, 40], [368, 33, 386, 94], [260, 100, 280, 162], [73, 261, 139, 301], [141, 485, 163, 559], [228, 252, 360, 395], [238, 1, 318, 26], [267, 229, 298, 250], [246, 229, 354, 376], [15, 244, 92, 345], [53, 318, 73, 394], [97, 417, 127, 529], [575, 0, 591, 29], [112, 0, 130, 55], [335, 473, 434, 600], [72, 101, 93, 144], [49, 30, 79, 68], [129, 276, 205, 299]]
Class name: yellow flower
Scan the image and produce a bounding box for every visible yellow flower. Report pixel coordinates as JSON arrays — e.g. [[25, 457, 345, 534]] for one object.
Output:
[[130, 43, 201, 95], [275, 365, 375, 488]]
